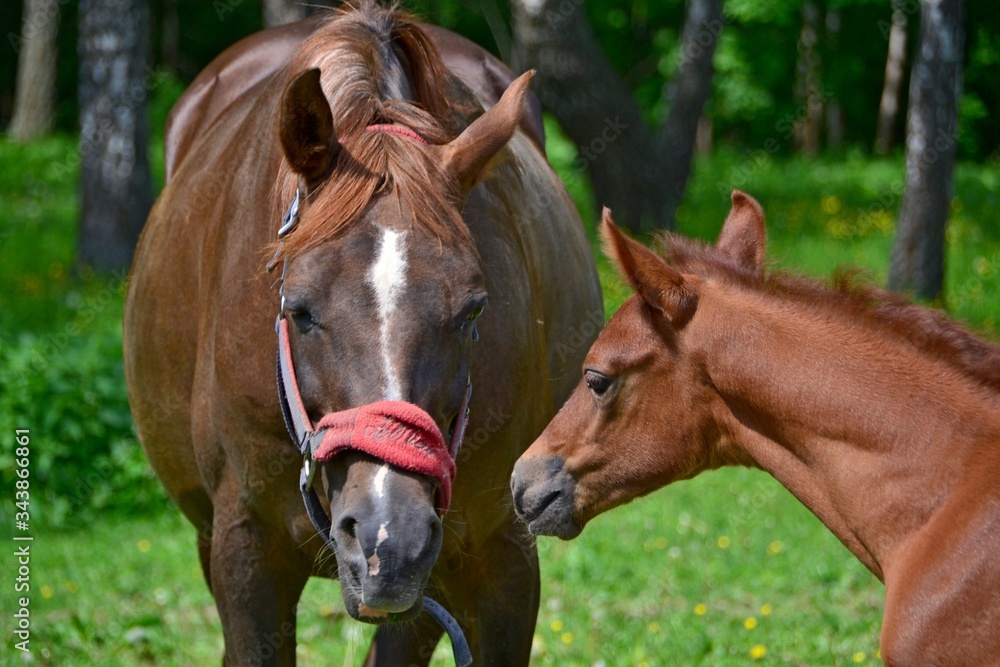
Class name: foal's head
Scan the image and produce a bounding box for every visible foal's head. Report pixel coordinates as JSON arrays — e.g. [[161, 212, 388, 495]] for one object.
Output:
[[512, 192, 766, 538], [273, 11, 532, 620]]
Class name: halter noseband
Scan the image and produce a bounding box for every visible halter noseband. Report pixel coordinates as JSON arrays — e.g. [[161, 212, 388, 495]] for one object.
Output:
[[272, 123, 472, 666]]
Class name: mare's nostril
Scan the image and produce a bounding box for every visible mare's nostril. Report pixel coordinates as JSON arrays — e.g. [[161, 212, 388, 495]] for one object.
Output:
[[337, 515, 358, 540]]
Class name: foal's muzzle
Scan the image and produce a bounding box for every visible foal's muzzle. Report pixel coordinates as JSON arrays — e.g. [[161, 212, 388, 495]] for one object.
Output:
[[511, 456, 582, 540]]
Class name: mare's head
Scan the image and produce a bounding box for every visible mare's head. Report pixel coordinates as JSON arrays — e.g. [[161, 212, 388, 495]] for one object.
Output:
[[273, 7, 531, 621], [512, 191, 767, 538]]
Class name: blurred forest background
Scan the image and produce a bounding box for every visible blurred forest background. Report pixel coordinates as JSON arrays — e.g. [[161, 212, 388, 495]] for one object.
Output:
[[0, 1, 998, 663], [4, 0, 998, 160]]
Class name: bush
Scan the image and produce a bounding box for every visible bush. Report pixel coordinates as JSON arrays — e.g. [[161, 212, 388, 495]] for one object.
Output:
[[0, 300, 168, 527]]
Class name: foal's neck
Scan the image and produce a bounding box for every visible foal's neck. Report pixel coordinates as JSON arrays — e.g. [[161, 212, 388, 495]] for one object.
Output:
[[704, 291, 1000, 579]]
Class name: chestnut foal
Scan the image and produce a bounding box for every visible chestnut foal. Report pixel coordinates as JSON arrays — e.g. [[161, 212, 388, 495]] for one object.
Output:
[[512, 191, 1000, 665]]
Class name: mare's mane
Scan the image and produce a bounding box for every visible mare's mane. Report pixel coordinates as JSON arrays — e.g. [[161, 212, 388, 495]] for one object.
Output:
[[274, 1, 478, 260], [659, 233, 1000, 392]]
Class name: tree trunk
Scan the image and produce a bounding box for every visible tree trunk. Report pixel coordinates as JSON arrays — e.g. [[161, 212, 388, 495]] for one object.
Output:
[[824, 8, 844, 151], [8, 0, 60, 142], [511, 0, 722, 232], [78, 0, 154, 273], [657, 0, 724, 229], [888, 0, 963, 302], [874, 0, 909, 155], [161, 0, 180, 71], [511, 0, 665, 232], [793, 0, 822, 156]]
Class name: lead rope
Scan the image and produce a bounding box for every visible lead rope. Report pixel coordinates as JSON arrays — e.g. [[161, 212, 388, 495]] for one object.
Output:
[[271, 146, 473, 666]]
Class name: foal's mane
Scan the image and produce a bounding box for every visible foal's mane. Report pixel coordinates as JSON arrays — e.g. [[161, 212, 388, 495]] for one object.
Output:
[[273, 1, 477, 259], [661, 234, 1000, 392]]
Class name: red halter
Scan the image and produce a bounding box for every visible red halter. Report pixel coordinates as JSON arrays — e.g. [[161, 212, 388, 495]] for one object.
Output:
[[276, 317, 470, 512]]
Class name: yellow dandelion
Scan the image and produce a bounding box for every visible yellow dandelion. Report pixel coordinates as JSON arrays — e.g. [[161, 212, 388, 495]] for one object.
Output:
[[744, 617, 758, 630], [717, 535, 731, 549], [654, 536, 668, 549], [822, 195, 842, 215], [41, 585, 53, 599], [853, 651, 866, 663], [138, 539, 152, 553], [694, 603, 708, 616], [767, 540, 783, 555], [647, 621, 660, 634], [66, 581, 78, 594], [550, 619, 563, 633], [560, 632, 574, 645], [750, 644, 767, 659], [760, 604, 773, 616]]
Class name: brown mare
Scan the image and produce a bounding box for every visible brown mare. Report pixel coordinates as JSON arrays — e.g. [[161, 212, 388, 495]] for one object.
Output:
[[512, 191, 1000, 665], [124, 4, 602, 665]]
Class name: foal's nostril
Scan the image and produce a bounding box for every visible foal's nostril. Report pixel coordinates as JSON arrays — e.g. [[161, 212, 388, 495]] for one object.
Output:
[[538, 489, 561, 514]]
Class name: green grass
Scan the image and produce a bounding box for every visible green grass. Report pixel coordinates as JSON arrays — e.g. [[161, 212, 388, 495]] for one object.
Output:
[[2, 124, 998, 665], [0, 471, 881, 666]]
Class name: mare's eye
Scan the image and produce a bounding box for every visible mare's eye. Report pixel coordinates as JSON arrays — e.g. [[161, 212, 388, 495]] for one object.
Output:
[[288, 309, 318, 333], [465, 305, 485, 323], [585, 370, 612, 397]]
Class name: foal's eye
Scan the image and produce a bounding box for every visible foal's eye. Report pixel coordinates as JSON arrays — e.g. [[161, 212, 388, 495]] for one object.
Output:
[[584, 370, 612, 397], [288, 310, 318, 333]]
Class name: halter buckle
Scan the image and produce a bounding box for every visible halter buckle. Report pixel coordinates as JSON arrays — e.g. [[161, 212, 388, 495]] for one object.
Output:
[[278, 188, 302, 237]]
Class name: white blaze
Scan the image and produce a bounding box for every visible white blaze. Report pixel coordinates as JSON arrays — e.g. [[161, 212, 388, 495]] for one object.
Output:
[[366, 228, 407, 401], [373, 464, 389, 498], [368, 522, 390, 577]]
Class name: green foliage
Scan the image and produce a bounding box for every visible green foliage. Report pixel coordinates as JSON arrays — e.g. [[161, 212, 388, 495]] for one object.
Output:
[[545, 115, 1000, 339], [0, 317, 168, 527], [0, 135, 169, 527]]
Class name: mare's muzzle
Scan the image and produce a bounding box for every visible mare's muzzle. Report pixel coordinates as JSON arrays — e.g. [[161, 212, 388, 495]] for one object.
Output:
[[311, 402, 451, 619]]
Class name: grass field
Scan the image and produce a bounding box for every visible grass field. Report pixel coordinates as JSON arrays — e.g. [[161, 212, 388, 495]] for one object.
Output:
[[0, 123, 997, 665]]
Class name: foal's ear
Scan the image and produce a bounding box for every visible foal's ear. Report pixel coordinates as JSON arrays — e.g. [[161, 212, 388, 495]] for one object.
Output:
[[434, 70, 534, 195], [716, 190, 766, 273], [279, 68, 338, 187], [601, 208, 697, 324]]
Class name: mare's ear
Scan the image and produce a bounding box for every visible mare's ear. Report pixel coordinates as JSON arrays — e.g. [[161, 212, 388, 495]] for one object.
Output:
[[601, 208, 697, 324], [433, 70, 534, 195], [279, 68, 338, 187], [716, 189, 766, 274]]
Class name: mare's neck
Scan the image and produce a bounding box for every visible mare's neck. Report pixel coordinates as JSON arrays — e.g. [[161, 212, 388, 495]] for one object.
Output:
[[704, 290, 999, 580]]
